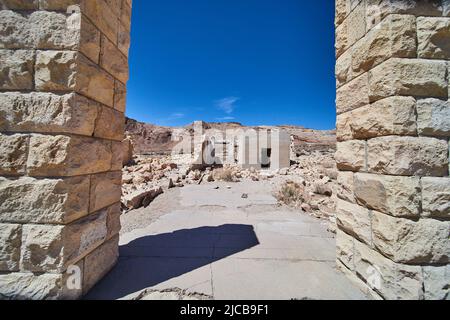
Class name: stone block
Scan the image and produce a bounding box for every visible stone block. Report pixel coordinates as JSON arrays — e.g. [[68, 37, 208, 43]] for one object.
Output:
[[0, 134, 29, 176], [0, 271, 81, 300], [0, 223, 21, 271], [337, 96, 417, 141], [421, 177, 450, 219], [417, 17, 450, 59], [0, 176, 90, 224], [369, 58, 448, 101], [336, 229, 355, 271], [113, 80, 126, 113], [336, 171, 355, 203], [0, 49, 34, 90], [27, 134, 112, 177], [89, 171, 122, 213], [21, 211, 108, 273], [35, 50, 78, 91], [417, 98, 450, 137], [336, 199, 372, 246], [94, 106, 125, 141], [76, 53, 115, 107], [100, 34, 128, 83], [111, 141, 124, 171], [83, 235, 119, 294], [372, 211, 450, 264], [336, 73, 369, 114], [79, 15, 101, 63], [366, 0, 442, 31], [423, 265, 450, 300], [352, 14, 417, 76], [354, 240, 424, 300], [0, 92, 98, 136], [83, 0, 119, 45], [367, 136, 448, 176], [354, 173, 421, 218], [335, 140, 366, 172]]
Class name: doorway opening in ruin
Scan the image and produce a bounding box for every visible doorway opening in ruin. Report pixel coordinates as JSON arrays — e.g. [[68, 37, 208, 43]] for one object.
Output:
[[261, 148, 272, 169]]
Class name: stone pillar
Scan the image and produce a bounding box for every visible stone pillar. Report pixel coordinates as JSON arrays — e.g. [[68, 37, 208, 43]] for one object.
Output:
[[335, 0, 449, 300], [0, 0, 132, 299]]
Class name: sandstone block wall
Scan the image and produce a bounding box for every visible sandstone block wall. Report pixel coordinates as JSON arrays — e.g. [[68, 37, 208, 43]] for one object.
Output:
[[335, 0, 449, 300], [0, 0, 131, 299]]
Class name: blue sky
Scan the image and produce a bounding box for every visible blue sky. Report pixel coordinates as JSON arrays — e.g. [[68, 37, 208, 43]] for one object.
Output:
[[126, 0, 336, 130]]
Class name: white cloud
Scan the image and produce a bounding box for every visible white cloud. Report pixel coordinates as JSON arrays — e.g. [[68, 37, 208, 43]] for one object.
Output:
[[215, 96, 240, 114], [169, 113, 185, 119], [215, 116, 235, 121]]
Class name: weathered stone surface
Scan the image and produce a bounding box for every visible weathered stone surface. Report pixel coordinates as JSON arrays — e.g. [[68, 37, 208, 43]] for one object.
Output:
[[336, 229, 355, 271], [0, 176, 90, 224], [0, 49, 34, 90], [100, 35, 128, 83], [336, 199, 372, 246], [418, 17, 450, 59], [366, 0, 442, 31], [0, 134, 29, 176], [352, 14, 416, 77], [417, 98, 450, 137], [122, 186, 163, 210], [111, 141, 124, 171], [369, 58, 448, 101], [114, 79, 127, 113], [335, 49, 352, 88], [336, 73, 369, 114], [0, 223, 21, 271], [335, 140, 366, 172], [35, 50, 78, 91], [335, 0, 348, 26], [346, 2, 366, 49], [0, 272, 80, 300], [367, 136, 448, 176], [337, 171, 355, 203], [118, 22, 131, 57], [0, 92, 98, 136], [94, 106, 125, 141], [21, 211, 108, 273], [354, 240, 424, 300], [423, 265, 450, 300], [105, 202, 121, 239], [354, 173, 421, 218], [20, 224, 66, 272], [83, 0, 119, 45], [337, 96, 417, 141], [372, 211, 450, 264], [121, 136, 134, 166], [421, 177, 450, 218], [80, 15, 101, 63], [27, 135, 112, 177], [83, 235, 119, 294], [76, 53, 115, 107], [65, 210, 108, 265], [89, 171, 122, 213]]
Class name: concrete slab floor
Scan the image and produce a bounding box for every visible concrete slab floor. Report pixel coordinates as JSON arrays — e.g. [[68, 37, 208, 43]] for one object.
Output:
[[85, 181, 367, 300]]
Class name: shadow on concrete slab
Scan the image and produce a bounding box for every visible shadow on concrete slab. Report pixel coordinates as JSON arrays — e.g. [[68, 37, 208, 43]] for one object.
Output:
[[84, 224, 259, 300]]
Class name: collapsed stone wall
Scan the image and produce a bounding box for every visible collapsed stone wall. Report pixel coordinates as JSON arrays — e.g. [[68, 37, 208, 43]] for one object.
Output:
[[0, 0, 131, 299], [335, 0, 450, 299]]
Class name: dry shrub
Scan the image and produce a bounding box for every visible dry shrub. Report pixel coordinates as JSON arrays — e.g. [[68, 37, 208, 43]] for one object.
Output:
[[276, 181, 306, 206], [213, 167, 235, 182]]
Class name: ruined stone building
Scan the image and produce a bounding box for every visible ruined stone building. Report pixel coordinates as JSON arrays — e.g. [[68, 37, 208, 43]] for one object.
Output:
[[192, 121, 291, 170], [0, 0, 449, 300]]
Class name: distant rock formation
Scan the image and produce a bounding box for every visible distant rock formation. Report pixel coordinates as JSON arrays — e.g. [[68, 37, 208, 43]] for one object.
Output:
[[125, 117, 336, 155]]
